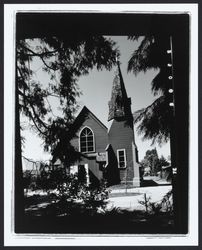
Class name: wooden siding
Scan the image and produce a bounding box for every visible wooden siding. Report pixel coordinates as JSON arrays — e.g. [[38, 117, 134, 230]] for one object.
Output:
[[69, 109, 139, 184], [70, 112, 107, 181], [71, 113, 108, 153], [108, 119, 135, 182], [80, 157, 103, 180]]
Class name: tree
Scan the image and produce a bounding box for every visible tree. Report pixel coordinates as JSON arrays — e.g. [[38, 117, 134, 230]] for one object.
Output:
[[141, 150, 170, 177], [23, 170, 32, 194], [127, 36, 183, 231], [140, 148, 160, 176], [15, 35, 119, 229], [128, 36, 174, 145], [158, 155, 170, 168], [17, 36, 118, 160]]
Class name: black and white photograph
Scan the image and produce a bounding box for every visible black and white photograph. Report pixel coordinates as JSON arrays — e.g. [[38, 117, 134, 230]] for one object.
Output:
[[4, 3, 198, 246]]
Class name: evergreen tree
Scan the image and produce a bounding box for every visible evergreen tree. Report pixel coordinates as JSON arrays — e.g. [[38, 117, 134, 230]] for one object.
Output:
[[141, 148, 160, 176], [127, 36, 181, 230], [17, 36, 118, 162], [15, 35, 118, 228], [128, 36, 174, 145], [141, 150, 170, 176], [158, 155, 170, 168]]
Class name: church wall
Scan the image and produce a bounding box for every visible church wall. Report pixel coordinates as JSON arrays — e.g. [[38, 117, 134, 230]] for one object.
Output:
[[80, 157, 103, 180], [108, 119, 135, 182], [70, 113, 107, 182], [70, 114, 108, 153]]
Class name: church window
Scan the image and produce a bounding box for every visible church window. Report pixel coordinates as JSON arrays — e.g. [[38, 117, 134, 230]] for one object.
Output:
[[117, 149, 126, 168], [79, 127, 95, 153]]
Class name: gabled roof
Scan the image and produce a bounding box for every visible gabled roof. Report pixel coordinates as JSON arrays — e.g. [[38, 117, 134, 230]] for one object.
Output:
[[73, 106, 107, 132]]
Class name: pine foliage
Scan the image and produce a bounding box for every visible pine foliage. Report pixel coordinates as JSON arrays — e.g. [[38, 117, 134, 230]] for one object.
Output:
[[128, 36, 173, 144], [17, 35, 119, 165]]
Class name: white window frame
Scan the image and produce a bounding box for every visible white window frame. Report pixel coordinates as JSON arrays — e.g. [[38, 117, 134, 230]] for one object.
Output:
[[79, 126, 95, 153], [117, 149, 127, 168], [104, 151, 109, 168]]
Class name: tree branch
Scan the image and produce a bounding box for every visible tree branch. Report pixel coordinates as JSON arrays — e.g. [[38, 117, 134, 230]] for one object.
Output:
[[20, 43, 59, 57], [18, 90, 49, 130], [17, 66, 29, 87], [27, 110, 47, 136], [45, 96, 59, 118], [47, 93, 61, 98], [18, 44, 59, 71], [40, 56, 58, 71]]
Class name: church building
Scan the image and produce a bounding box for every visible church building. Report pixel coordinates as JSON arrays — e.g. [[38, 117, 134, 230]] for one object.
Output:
[[61, 62, 141, 187]]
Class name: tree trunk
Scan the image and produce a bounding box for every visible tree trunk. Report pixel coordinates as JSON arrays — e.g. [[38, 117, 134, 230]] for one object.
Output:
[[15, 58, 24, 232], [171, 32, 189, 233]]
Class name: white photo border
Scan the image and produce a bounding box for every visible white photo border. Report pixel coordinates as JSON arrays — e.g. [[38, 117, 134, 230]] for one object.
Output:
[[4, 3, 198, 246]]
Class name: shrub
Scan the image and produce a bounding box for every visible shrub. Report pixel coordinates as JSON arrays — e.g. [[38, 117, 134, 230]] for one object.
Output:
[[138, 193, 151, 214], [42, 172, 109, 217], [36, 167, 67, 192], [23, 171, 32, 192], [161, 190, 173, 213], [138, 190, 173, 216]]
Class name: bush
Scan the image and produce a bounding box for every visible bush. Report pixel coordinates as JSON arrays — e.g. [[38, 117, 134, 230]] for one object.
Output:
[[36, 167, 67, 192], [23, 171, 32, 191], [138, 190, 173, 216], [161, 190, 173, 213], [42, 172, 109, 217]]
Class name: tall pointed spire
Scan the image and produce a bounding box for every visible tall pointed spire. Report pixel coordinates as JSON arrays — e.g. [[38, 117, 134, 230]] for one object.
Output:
[[108, 61, 132, 121]]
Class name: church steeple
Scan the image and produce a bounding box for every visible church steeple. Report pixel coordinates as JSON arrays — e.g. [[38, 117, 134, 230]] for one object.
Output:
[[108, 61, 132, 122]]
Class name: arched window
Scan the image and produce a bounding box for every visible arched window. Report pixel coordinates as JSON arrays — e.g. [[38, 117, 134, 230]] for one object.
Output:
[[80, 127, 95, 153]]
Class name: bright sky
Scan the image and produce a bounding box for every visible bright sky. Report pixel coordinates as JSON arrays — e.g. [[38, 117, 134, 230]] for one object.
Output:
[[21, 36, 170, 162]]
